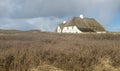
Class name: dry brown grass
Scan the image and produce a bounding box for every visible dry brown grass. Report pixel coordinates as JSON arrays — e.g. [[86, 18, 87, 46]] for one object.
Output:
[[0, 30, 120, 71]]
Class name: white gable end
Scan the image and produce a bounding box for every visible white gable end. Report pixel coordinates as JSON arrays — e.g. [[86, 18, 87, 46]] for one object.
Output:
[[57, 26, 61, 33]]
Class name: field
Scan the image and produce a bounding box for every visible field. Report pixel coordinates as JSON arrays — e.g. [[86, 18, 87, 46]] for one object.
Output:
[[0, 30, 120, 71]]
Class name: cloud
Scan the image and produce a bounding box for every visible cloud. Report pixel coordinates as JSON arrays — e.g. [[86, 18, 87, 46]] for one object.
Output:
[[0, 17, 61, 31], [0, 0, 119, 31], [0, 0, 119, 18]]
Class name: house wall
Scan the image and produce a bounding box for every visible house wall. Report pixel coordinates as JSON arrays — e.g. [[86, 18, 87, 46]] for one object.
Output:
[[57, 26, 61, 33], [62, 26, 82, 33], [96, 31, 106, 34]]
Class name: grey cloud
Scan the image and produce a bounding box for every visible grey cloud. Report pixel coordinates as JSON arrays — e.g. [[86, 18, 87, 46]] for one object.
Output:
[[0, 0, 119, 19], [0, 0, 119, 18], [0, 0, 24, 18], [0, 18, 34, 30], [0, 0, 119, 31], [0, 17, 61, 31]]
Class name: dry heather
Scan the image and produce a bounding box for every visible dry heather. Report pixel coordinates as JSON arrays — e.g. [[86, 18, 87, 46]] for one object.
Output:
[[0, 30, 120, 71]]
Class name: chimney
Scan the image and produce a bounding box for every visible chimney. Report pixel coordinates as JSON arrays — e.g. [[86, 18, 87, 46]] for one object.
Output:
[[63, 21, 66, 24], [80, 14, 84, 19]]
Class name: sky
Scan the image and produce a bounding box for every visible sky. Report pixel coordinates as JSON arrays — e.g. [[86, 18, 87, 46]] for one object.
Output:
[[0, 0, 120, 32]]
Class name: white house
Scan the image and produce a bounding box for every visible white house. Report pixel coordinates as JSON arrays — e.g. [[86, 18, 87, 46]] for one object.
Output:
[[55, 15, 106, 33]]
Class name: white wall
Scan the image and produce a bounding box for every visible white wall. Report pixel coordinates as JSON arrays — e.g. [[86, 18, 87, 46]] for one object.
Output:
[[57, 26, 106, 34], [57, 26, 61, 33], [96, 32, 106, 34], [62, 26, 82, 33]]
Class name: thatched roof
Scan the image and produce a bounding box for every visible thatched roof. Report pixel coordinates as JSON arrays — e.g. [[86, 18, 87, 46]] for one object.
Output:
[[56, 17, 106, 32]]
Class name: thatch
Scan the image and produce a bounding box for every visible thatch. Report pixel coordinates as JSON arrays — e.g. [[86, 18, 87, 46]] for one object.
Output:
[[78, 28, 95, 32], [56, 17, 106, 32]]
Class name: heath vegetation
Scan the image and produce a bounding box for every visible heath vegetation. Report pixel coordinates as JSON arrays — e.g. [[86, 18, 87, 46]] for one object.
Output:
[[0, 30, 120, 71]]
